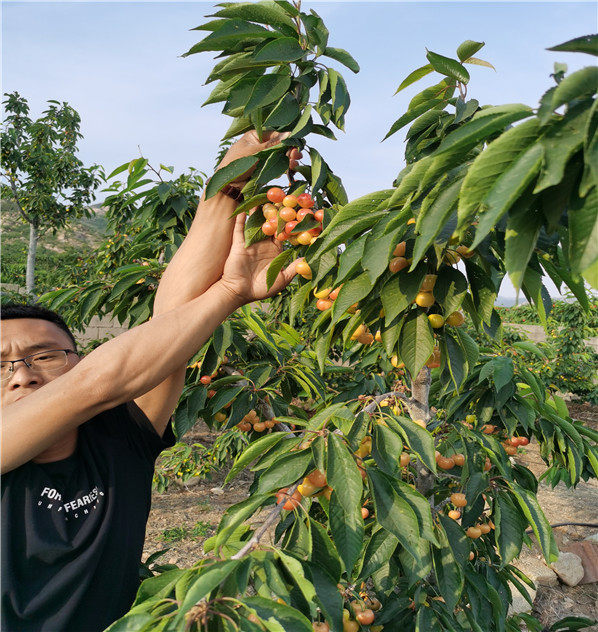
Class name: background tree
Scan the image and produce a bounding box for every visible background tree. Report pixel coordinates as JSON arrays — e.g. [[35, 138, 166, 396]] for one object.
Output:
[[1, 92, 101, 295]]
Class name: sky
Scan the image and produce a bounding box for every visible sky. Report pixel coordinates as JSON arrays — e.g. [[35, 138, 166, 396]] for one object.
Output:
[[2, 1, 596, 299]]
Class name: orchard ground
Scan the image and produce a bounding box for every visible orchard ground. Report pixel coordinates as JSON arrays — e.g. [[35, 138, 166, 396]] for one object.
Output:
[[143, 401, 598, 630]]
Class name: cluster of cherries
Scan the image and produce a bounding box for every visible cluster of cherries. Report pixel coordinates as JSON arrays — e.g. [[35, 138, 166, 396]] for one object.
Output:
[[275, 468, 331, 510], [234, 409, 276, 433], [261, 187, 324, 246]]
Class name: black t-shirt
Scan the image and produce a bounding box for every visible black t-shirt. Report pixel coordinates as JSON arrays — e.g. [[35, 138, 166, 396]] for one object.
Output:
[[1, 402, 175, 632]]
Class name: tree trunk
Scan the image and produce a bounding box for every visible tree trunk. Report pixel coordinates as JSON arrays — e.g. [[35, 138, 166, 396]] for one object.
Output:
[[410, 367, 435, 501], [26, 221, 38, 296]]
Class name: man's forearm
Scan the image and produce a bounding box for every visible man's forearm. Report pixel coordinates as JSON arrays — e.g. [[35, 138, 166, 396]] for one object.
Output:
[[153, 192, 239, 314], [1, 282, 243, 473]]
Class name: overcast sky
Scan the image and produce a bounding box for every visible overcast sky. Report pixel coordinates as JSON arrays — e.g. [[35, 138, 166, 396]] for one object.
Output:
[[2, 1, 595, 298]]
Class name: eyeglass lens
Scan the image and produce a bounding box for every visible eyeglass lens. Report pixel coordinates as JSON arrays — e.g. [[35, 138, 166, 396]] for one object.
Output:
[[0, 350, 69, 381]]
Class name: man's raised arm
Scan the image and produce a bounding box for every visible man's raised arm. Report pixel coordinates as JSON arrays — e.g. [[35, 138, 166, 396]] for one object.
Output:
[[1, 211, 297, 474], [133, 131, 288, 435]]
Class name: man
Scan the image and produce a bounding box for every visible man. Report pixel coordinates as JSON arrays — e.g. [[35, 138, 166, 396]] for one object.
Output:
[[1, 131, 297, 632]]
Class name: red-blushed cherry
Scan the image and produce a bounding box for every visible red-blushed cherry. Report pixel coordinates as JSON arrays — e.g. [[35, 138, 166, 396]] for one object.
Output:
[[266, 187, 285, 204], [297, 193, 314, 209]]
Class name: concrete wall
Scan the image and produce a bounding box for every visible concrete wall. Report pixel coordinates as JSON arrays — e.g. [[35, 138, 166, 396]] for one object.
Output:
[[73, 314, 129, 346], [505, 323, 598, 354]]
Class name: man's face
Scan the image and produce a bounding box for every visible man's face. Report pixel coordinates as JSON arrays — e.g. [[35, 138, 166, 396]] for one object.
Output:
[[1, 319, 79, 407]]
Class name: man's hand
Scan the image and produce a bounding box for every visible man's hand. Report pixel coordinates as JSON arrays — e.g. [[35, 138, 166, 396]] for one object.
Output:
[[219, 212, 298, 306], [216, 130, 290, 185]]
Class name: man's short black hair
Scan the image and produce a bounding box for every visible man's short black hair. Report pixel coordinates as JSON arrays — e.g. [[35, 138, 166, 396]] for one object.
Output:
[[1, 303, 77, 351]]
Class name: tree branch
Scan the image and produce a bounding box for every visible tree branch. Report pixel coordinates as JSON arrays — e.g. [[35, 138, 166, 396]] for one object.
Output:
[[7, 176, 34, 225], [231, 482, 300, 559]]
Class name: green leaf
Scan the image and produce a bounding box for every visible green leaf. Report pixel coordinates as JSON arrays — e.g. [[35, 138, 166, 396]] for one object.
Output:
[[495, 492, 525, 566], [249, 150, 289, 193], [396, 480, 439, 546], [472, 143, 544, 248], [457, 117, 540, 230], [208, 2, 297, 30], [398, 309, 435, 380], [322, 46, 360, 73], [368, 469, 420, 560], [310, 189, 393, 258], [547, 34, 598, 57], [222, 116, 253, 141], [436, 103, 534, 157], [426, 50, 470, 84], [244, 73, 292, 116], [309, 147, 327, 194], [551, 66, 598, 110], [277, 550, 316, 604], [302, 10, 329, 50], [388, 415, 436, 473], [505, 202, 543, 291], [359, 528, 399, 580], [244, 595, 313, 632], [310, 519, 342, 582], [327, 434, 363, 513], [177, 560, 240, 619], [331, 272, 373, 325], [133, 568, 186, 607], [329, 491, 364, 574], [415, 607, 442, 632], [243, 206, 268, 247], [535, 101, 592, 194], [266, 249, 294, 291], [104, 613, 153, 632], [444, 332, 466, 388], [329, 69, 350, 129], [383, 99, 444, 141], [508, 482, 558, 563], [372, 423, 403, 477], [380, 264, 427, 325], [463, 57, 496, 71], [568, 185, 598, 275], [256, 449, 313, 493], [394, 64, 434, 94], [411, 178, 462, 265], [253, 36, 305, 62], [289, 279, 312, 325], [184, 20, 274, 55], [205, 156, 258, 199], [225, 433, 287, 483], [438, 514, 470, 567], [457, 40, 485, 62], [264, 93, 300, 129], [454, 98, 480, 125], [432, 523, 464, 612], [409, 78, 455, 110], [434, 266, 468, 315], [309, 564, 344, 632]]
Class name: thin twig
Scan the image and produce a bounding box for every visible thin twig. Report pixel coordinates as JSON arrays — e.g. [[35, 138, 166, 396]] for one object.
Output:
[[362, 391, 414, 414], [7, 177, 34, 225], [231, 482, 300, 559]]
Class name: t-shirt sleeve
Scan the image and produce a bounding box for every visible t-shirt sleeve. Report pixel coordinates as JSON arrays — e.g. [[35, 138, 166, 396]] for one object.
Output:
[[121, 401, 177, 464]]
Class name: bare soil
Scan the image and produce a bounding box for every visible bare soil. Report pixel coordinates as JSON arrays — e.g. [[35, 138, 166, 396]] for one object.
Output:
[[143, 403, 598, 628]]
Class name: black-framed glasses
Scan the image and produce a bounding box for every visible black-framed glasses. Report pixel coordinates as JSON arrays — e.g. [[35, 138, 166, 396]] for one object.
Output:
[[0, 349, 78, 382]]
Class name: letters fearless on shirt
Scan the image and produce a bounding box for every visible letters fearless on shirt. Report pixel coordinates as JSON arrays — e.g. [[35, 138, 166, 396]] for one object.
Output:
[[39, 485, 104, 518]]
